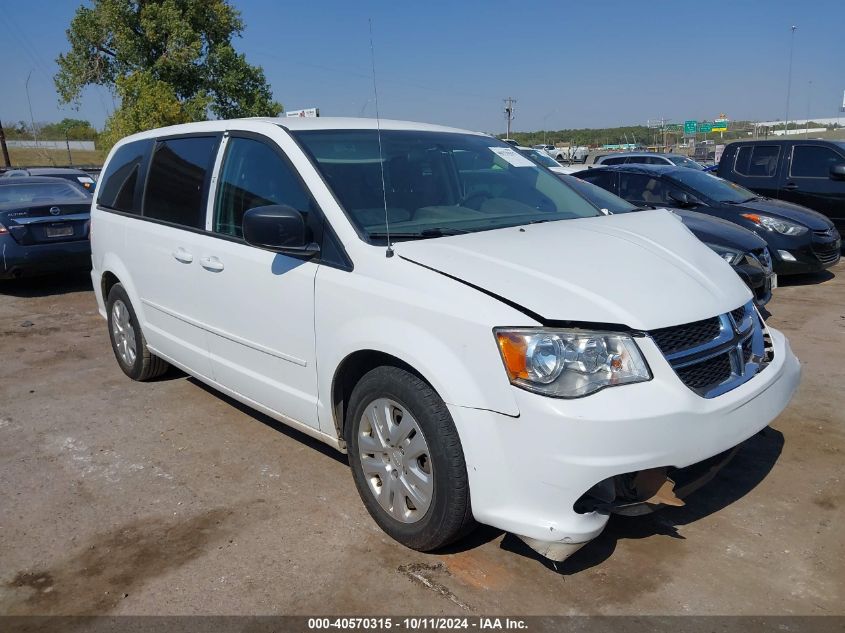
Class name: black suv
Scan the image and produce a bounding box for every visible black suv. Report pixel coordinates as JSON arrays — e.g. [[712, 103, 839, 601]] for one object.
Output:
[[574, 164, 840, 275], [717, 139, 845, 232]]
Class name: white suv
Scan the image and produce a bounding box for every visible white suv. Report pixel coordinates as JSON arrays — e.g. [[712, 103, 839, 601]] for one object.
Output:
[[91, 117, 801, 562]]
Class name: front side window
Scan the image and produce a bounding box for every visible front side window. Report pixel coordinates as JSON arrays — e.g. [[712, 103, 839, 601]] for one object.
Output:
[[577, 170, 617, 194], [98, 140, 152, 213], [790, 145, 844, 178], [143, 136, 218, 228], [667, 170, 757, 203], [563, 175, 639, 214], [293, 129, 600, 241], [734, 145, 780, 177], [213, 137, 312, 238]]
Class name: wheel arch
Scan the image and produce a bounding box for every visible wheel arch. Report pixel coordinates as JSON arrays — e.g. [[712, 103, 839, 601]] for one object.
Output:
[[330, 349, 431, 442]]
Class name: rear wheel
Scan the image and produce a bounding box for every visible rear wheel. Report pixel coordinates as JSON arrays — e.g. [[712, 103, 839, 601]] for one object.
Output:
[[346, 366, 475, 551], [106, 283, 169, 381]]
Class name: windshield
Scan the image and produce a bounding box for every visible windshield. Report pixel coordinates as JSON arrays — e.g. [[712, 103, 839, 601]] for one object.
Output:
[[0, 181, 88, 204], [293, 130, 601, 241], [668, 155, 706, 170], [561, 175, 640, 214], [667, 169, 758, 203], [522, 149, 560, 168]]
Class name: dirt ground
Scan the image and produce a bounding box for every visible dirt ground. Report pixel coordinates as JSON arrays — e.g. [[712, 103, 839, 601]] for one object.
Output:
[[0, 264, 843, 617]]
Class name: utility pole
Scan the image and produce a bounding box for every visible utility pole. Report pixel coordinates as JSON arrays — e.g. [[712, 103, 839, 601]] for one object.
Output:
[[0, 120, 11, 168], [784, 25, 797, 137], [503, 97, 516, 139]]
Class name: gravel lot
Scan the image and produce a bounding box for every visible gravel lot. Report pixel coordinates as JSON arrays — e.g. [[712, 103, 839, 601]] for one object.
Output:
[[0, 265, 843, 616]]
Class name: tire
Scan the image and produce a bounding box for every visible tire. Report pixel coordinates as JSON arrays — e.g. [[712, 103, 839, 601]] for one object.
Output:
[[346, 366, 475, 551], [106, 283, 169, 381]]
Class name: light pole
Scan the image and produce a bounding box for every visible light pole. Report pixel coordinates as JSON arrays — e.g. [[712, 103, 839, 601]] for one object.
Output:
[[784, 25, 797, 137], [805, 80, 812, 137]]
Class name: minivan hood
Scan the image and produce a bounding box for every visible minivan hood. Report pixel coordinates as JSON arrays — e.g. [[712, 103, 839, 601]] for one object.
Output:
[[394, 209, 750, 330], [736, 197, 833, 230], [673, 209, 768, 251]]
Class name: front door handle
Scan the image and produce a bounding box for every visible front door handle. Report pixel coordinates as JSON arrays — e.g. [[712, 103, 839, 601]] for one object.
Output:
[[783, 182, 798, 190], [200, 255, 225, 272], [172, 247, 193, 263]]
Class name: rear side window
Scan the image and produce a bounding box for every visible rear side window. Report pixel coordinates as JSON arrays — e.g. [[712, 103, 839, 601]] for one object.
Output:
[[734, 145, 780, 177], [790, 145, 843, 178], [578, 170, 616, 194], [618, 173, 668, 204], [143, 136, 219, 228], [213, 137, 312, 238], [600, 156, 626, 166], [626, 156, 666, 165], [98, 140, 152, 213]]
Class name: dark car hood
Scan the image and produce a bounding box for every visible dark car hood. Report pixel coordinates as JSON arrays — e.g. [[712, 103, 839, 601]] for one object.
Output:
[[672, 208, 767, 251], [734, 197, 833, 231]]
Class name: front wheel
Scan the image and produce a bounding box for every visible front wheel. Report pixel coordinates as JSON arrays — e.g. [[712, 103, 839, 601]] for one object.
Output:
[[106, 283, 169, 381], [346, 366, 475, 551]]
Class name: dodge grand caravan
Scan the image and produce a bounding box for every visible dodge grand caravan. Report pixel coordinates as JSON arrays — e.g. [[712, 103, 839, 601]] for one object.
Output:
[[91, 118, 801, 562]]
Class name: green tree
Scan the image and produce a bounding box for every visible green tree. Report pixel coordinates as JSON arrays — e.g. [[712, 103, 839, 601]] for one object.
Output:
[[55, 0, 281, 148], [40, 118, 98, 140]]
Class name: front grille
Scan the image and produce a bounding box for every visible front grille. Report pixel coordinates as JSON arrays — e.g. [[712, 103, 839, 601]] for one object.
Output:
[[813, 228, 835, 238], [730, 306, 746, 324], [676, 352, 733, 390], [648, 301, 770, 398], [812, 241, 840, 265], [650, 317, 721, 356]]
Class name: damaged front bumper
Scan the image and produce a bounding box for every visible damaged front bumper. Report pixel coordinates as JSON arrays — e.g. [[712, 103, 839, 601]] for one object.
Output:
[[448, 327, 800, 563]]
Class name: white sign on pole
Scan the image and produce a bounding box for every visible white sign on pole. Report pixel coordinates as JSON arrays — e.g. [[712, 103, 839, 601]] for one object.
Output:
[[286, 107, 320, 118]]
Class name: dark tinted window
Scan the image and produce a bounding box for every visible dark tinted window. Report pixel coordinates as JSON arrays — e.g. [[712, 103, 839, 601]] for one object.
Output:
[[563, 175, 638, 214], [618, 173, 668, 204], [578, 170, 616, 193], [98, 140, 152, 213], [734, 145, 780, 177], [628, 156, 667, 165], [144, 136, 218, 228], [213, 137, 311, 238], [790, 145, 844, 178], [601, 156, 626, 165]]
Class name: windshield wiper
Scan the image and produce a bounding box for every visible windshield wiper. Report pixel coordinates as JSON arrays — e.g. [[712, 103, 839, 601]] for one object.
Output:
[[367, 227, 469, 239]]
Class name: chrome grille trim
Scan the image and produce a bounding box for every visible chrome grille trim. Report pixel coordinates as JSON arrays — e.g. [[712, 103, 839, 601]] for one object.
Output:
[[648, 300, 769, 398]]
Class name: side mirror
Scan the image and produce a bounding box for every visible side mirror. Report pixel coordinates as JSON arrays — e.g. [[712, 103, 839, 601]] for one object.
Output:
[[829, 163, 845, 181], [668, 190, 698, 207], [242, 205, 320, 257]]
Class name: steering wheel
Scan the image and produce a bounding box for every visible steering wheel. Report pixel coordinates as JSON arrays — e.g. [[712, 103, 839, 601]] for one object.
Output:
[[461, 191, 493, 210]]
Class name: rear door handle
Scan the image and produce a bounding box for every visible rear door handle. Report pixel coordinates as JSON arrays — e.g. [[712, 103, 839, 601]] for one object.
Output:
[[783, 182, 798, 190], [172, 247, 193, 263], [200, 255, 225, 272]]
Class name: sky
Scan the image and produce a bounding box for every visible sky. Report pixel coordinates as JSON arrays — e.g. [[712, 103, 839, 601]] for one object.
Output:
[[1, 0, 843, 134]]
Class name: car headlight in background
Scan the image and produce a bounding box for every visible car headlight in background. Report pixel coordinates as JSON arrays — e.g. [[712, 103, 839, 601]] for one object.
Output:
[[741, 213, 808, 236], [495, 328, 651, 398], [704, 243, 744, 265]]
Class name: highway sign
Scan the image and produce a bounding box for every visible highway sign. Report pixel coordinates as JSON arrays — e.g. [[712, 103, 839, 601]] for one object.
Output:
[[712, 118, 728, 132], [699, 122, 714, 133], [684, 120, 697, 134]]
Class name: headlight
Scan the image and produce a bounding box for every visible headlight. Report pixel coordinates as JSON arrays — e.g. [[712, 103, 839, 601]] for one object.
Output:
[[495, 328, 651, 398], [704, 242, 743, 265], [741, 213, 808, 236]]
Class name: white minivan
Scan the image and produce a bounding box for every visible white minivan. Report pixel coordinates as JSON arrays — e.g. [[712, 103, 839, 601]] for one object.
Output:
[[91, 117, 801, 562]]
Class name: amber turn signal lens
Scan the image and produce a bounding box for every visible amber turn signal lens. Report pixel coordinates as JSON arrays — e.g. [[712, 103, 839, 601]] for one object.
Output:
[[741, 213, 761, 223], [496, 332, 529, 380]]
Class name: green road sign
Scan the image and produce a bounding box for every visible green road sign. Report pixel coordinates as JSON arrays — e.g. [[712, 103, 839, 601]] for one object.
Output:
[[698, 122, 713, 133], [684, 120, 697, 134], [712, 119, 728, 132]]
